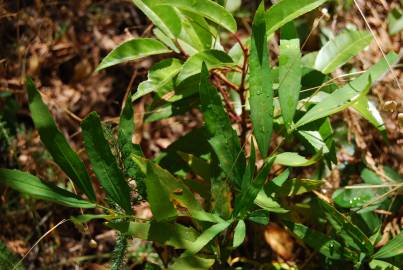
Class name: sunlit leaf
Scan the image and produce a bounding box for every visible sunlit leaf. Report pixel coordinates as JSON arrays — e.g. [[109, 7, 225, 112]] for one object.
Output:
[[0, 169, 95, 209], [274, 151, 322, 167], [266, 0, 329, 36], [169, 255, 215, 270], [315, 30, 372, 74], [177, 50, 233, 83], [96, 38, 170, 71], [296, 52, 399, 127], [233, 220, 246, 248], [388, 8, 403, 35], [279, 38, 301, 130], [157, 0, 237, 33], [373, 232, 403, 259]]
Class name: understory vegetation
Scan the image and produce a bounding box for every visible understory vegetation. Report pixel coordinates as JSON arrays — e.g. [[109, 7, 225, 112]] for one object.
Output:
[[0, 0, 402, 269]]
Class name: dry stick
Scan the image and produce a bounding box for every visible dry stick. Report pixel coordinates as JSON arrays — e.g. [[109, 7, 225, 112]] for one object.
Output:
[[353, 0, 402, 92], [13, 219, 70, 270]]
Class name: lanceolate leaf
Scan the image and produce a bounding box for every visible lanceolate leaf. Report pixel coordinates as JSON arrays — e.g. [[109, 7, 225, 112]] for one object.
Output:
[[96, 38, 171, 71], [315, 30, 372, 74], [388, 8, 403, 35], [279, 38, 301, 130], [108, 221, 199, 249], [134, 59, 182, 100], [283, 220, 358, 261], [157, 0, 237, 33], [296, 52, 399, 127], [118, 95, 146, 198], [315, 197, 373, 254], [0, 169, 95, 208], [249, 2, 273, 157], [199, 63, 245, 187], [169, 255, 215, 270], [184, 221, 232, 255], [132, 0, 182, 39], [352, 96, 386, 137], [274, 151, 322, 167], [266, 0, 329, 36], [177, 50, 233, 83], [82, 112, 132, 214], [373, 232, 403, 259], [233, 220, 246, 248], [26, 78, 95, 201], [135, 156, 220, 223]]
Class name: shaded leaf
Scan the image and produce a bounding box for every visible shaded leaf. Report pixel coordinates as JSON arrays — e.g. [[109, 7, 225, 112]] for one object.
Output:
[[199, 63, 245, 186], [315, 197, 373, 253], [269, 178, 324, 197], [26, 78, 95, 201], [266, 0, 329, 36], [279, 38, 302, 130], [0, 169, 95, 208], [82, 112, 132, 213], [283, 220, 358, 261], [249, 2, 273, 157], [108, 221, 199, 249], [157, 0, 237, 33], [332, 185, 387, 208], [96, 38, 170, 71], [254, 190, 289, 213], [248, 209, 270, 225]]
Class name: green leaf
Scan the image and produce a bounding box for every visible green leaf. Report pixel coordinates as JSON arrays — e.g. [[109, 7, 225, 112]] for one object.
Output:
[[373, 232, 403, 259], [132, 0, 182, 39], [134, 59, 182, 100], [274, 151, 322, 167], [157, 0, 237, 33], [177, 50, 233, 83], [81, 112, 132, 213], [269, 178, 324, 197], [184, 221, 231, 255], [315, 30, 372, 74], [118, 95, 146, 198], [169, 255, 215, 270], [254, 190, 289, 213], [279, 38, 302, 129], [369, 259, 400, 270], [332, 185, 387, 208], [361, 168, 383, 185], [234, 158, 274, 218], [296, 52, 399, 127], [96, 38, 170, 71], [233, 220, 246, 248], [352, 96, 386, 137], [266, 0, 329, 36], [177, 12, 214, 54], [283, 220, 358, 261], [199, 63, 245, 186], [248, 209, 270, 225], [315, 197, 373, 254], [26, 78, 95, 201], [249, 2, 273, 157], [136, 156, 220, 223], [177, 151, 211, 181], [0, 169, 95, 208], [70, 214, 112, 224], [388, 8, 403, 35], [108, 221, 199, 249]]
